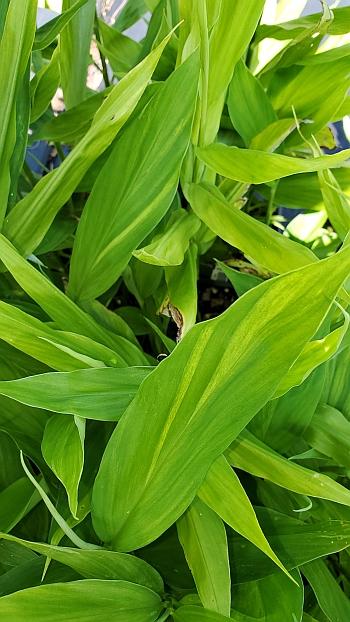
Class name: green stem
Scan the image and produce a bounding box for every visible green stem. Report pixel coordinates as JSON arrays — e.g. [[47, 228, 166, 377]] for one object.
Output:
[[94, 14, 110, 88], [157, 610, 171, 622]]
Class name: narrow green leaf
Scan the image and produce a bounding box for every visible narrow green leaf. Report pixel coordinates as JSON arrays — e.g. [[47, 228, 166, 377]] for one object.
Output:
[[177, 497, 231, 616], [302, 559, 350, 622], [164, 243, 198, 338], [0, 367, 151, 421], [68, 53, 199, 301], [3, 31, 174, 258], [197, 144, 350, 184], [0, 0, 36, 222], [228, 60, 277, 146], [30, 47, 60, 124], [205, 0, 265, 142], [273, 309, 349, 398], [42, 415, 85, 518], [188, 183, 316, 274], [306, 404, 350, 469], [133, 209, 200, 267], [318, 168, 350, 240], [0, 234, 147, 365], [198, 456, 287, 577], [0, 478, 39, 533], [92, 245, 350, 551], [230, 570, 304, 622], [173, 607, 231, 621], [0, 580, 162, 621], [227, 430, 350, 507], [59, 0, 95, 109], [230, 511, 350, 584], [0, 300, 122, 371], [33, 0, 90, 50], [0, 532, 163, 593]]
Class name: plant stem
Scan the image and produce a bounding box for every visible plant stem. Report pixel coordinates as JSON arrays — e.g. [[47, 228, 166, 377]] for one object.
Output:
[[94, 14, 110, 88]]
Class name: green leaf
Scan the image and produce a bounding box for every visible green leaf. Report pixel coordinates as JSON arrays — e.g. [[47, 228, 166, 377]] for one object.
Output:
[[273, 309, 349, 398], [198, 456, 287, 577], [133, 209, 200, 267], [230, 510, 350, 584], [174, 606, 231, 621], [33, 0, 90, 50], [0, 234, 147, 365], [302, 559, 350, 622], [205, 0, 265, 142], [318, 168, 350, 240], [30, 47, 60, 124], [0, 367, 151, 421], [98, 19, 141, 76], [215, 260, 263, 296], [305, 404, 350, 469], [42, 415, 85, 518], [59, 0, 95, 109], [177, 497, 231, 616], [227, 430, 350, 506], [0, 478, 39, 533], [91, 245, 350, 551], [3, 31, 174, 258], [164, 243, 198, 338], [0, 532, 163, 593], [197, 144, 350, 185], [227, 60, 277, 147], [188, 183, 316, 274], [0, 300, 123, 371], [68, 53, 199, 301], [0, 580, 162, 621], [0, 0, 37, 222], [230, 570, 303, 622]]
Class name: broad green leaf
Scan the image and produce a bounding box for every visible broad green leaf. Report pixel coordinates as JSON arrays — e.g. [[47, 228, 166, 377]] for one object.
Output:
[[198, 456, 287, 576], [227, 430, 350, 507], [306, 404, 350, 470], [228, 60, 277, 147], [174, 606, 231, 621], [113, 0, 148, 32], [0, 367, 151, 421], [197, 144, 350, 184], [0, 478, 39, 533], [188, 183, 316, 274], [177, 497, 231, 616], [92, 245, 350, 551], [0, 532, 163, 593], [230, 510, 350, 584], [30, 47, 60, 124], [59, 0, 95, 109], [133, 209, 200, 267], [3, 32, 173, 258], [0, 579, 162, 621], [42, 415, 85, 518], [205, 0, 265, 143], [68, 53, 199, 301], [302, 559, 350, 622], [318, 168, 350, 240], [273, 310, 349, 398], [33, 0, 90, 50], [230, 570, 303, 622], [0, 0, 36, 222], [164, 243, 198, 338], [0, 234, 146, 365]]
